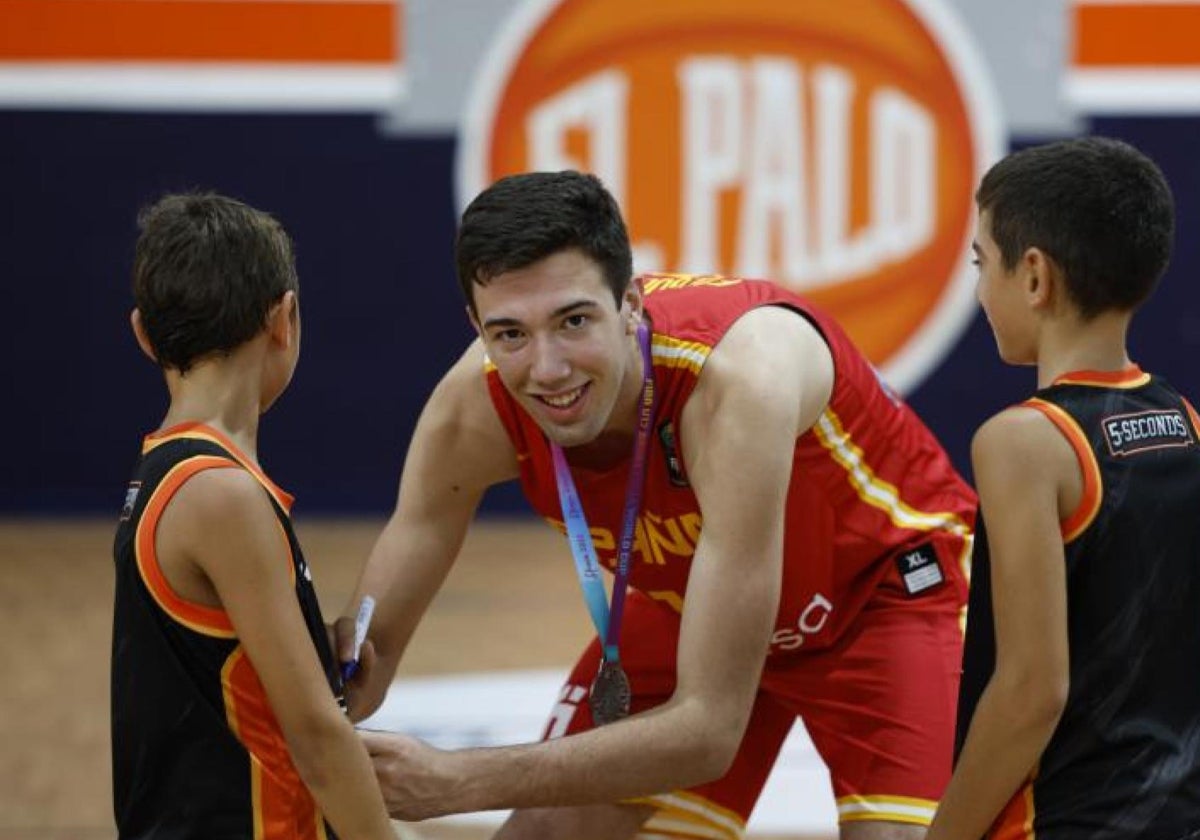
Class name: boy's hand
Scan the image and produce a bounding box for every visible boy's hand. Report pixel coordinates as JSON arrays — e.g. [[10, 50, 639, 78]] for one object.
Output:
[[333, 616, 378, 721]]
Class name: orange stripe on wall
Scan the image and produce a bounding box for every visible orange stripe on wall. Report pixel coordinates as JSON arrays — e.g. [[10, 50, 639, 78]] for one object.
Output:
[[1075, 3, 1200, 67], [0, 0, 399, 63]]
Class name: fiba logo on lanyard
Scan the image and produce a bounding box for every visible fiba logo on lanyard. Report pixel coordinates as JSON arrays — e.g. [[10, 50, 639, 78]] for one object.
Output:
[[457, 0, 1004, 394]]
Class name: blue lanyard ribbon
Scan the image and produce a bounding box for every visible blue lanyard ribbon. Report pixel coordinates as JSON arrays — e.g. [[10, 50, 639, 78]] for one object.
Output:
[[550, 322, 654, 663]]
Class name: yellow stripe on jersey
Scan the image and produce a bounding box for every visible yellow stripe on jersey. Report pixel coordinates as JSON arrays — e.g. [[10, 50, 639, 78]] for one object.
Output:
[[837, 794, 938, 825], [814, 410, 971, 537], [628, 791, 746, 840], [651, 335, 711, 376]]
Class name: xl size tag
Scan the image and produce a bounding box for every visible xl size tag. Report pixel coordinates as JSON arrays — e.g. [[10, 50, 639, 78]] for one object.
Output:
[[895, 543, 944, 596]]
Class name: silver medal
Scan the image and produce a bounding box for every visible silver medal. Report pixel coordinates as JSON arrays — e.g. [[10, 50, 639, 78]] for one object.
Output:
[[589, 659, 632, 725]]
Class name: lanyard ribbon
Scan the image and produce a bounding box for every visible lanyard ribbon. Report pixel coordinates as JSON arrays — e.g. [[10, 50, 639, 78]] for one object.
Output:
[[550, 322, 654, 663]]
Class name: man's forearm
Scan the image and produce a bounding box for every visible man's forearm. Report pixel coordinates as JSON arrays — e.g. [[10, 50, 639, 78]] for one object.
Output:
[[380, 698, 737, 819]]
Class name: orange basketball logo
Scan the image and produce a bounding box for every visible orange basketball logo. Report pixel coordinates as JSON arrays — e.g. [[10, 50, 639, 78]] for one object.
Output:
[[458, 0, 1003, 393]]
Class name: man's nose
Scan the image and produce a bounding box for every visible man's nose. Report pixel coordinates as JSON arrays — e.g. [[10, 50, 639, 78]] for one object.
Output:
[[529, 335, 571, 385]]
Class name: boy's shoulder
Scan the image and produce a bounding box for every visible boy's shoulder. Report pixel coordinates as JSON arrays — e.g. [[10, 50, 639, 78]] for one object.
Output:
[[971, 403, 1082, 501]]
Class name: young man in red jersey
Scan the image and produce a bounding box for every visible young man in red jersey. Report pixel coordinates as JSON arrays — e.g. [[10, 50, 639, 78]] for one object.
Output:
[[343, 171, 976, 840]]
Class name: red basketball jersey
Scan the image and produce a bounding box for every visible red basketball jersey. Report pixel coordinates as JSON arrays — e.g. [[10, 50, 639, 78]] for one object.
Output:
[[486, 274, 975, 654]]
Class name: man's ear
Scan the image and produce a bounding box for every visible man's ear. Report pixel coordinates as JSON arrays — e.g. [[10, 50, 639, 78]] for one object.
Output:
[[622, 284, 644, 334], [466, 305, 483, 339], [130, 309, 159, 363]]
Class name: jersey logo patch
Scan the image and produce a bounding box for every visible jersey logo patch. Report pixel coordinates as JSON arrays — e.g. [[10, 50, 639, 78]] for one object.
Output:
[[1102, 409, 1194, 457], [657, 421, 689, 487], [119, 481, 142, 522], [895, 543, 944, 596]]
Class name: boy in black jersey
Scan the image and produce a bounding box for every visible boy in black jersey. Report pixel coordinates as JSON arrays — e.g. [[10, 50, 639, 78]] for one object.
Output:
[[112, 192, 394, 839], [928, 138, 1200, 840]]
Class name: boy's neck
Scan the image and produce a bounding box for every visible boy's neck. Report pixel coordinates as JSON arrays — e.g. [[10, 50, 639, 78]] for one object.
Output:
[[1036, 310, 1133, 389], [160, 356, 264, 461]]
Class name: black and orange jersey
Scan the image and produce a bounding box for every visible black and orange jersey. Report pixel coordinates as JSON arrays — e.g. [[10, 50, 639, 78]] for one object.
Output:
[[111, 422, 341, 840], [486, 273, 975, 655], [957, 366, 1200, 839]]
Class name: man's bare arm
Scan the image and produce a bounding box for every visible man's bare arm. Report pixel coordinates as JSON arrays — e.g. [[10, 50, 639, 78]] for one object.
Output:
[[342, 340, 521, 719], [365, 306, 830, 818]]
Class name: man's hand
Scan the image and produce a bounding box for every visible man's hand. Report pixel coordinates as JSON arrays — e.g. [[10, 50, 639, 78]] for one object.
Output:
[[360, 730, 458, 821], [333, 616, 378, 722]]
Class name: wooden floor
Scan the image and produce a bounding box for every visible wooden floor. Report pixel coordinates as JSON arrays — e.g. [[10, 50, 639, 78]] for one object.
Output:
[[0, 519, 818, 840]]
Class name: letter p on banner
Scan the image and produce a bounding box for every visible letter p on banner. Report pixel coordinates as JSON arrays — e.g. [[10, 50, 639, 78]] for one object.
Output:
[[458, 0, 1004, 394]]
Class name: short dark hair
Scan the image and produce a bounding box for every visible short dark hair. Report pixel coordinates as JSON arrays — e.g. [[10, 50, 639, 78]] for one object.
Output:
[[976, 136, 1174, 318], [455, 171, 633, 311], [133, 192, 298, 372]]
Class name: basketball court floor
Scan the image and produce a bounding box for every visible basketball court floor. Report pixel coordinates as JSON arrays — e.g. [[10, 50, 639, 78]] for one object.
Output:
[[1, 519, 835, 840]]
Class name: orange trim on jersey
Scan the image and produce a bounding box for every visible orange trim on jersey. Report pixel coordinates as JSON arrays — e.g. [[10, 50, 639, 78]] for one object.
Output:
[[1051, 365, 1149, 389], [135, 457, 239, 638], [1074, 3, 1200, 68], [1024, 399, 1102, 544], [0, 1, 398, 63], [222, 647, 321, 839], [144, 422, 294, 513], [989, 776, 1036, 840], [1183, 398, 1200, 439]]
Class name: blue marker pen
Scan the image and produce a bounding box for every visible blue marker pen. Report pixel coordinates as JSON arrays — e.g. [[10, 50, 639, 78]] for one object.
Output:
[[340, 596, 376, 682]]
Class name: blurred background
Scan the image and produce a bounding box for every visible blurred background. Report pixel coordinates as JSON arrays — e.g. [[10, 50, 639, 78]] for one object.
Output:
[[2, 0, 1199, 837]]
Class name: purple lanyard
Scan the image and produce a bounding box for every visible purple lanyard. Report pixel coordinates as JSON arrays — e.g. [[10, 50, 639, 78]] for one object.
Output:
[[549, 322, 654, 663]]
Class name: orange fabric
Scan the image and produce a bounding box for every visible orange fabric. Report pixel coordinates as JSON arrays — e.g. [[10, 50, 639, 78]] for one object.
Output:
[[135, 456, 239, 637], [0, 0, 398, 63], [1052, 365, 1149, 389], [1183, 398, 1200, 439], [1024, 399, 1102, 544], [222, 649, 320, 839], [1074, 3, 1200, 67], [988, 777, 1036, 840], [144, 422, 294, 513]]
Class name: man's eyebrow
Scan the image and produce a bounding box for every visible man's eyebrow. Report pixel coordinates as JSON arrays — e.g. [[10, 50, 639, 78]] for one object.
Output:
[[481, 299, 599, 330]]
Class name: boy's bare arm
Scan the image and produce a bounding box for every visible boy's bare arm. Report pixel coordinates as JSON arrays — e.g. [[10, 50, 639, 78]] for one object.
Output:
[[928, 408, 1075, 840], [160, 469, 396, 840]]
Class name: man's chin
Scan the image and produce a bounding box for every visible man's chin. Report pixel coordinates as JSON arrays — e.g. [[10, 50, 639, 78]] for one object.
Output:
[[543, 429, 600, 449], [536, 418, 603, 449]]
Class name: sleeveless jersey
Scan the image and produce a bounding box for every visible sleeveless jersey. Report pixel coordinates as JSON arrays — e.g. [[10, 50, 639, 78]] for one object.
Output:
[[486, 273, 975, 655], [957, 367, 1200, 839], [111, 422, 341, 839]]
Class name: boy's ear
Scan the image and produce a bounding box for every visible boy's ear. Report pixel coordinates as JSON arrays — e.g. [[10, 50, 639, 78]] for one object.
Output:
[[130, 309, 159, 363], [1021, 247, 1057, 311], [267, 291, 298, 348]]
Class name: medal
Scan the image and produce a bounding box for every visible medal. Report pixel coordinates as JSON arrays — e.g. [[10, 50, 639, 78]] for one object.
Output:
[[589, 658, 632, 725], [552, 321, 655, 729]]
